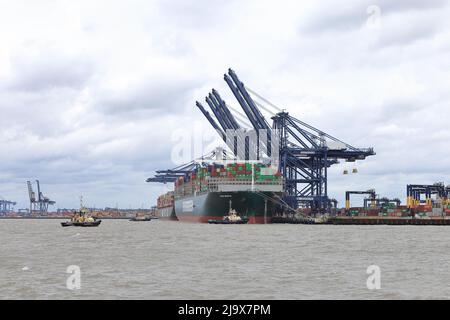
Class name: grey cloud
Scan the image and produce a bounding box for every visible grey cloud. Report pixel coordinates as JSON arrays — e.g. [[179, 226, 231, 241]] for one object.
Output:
[[299, 3, 367, 33], [0, 89, 80, 138], [94, 77, 202, 116], [376, 0, 448, 13], [372, 8, 446, 48], [299, 0, 448, 35], [155, 1, 239, 29], [5, 50, 94, 92]]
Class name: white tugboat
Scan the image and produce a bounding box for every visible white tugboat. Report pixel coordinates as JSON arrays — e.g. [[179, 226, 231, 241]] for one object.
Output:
[[208, 201, 249, 224]]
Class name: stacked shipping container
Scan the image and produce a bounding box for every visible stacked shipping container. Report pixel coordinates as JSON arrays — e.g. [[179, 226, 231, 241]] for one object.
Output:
[[157, 192, 174, 208], [174, 163, 282, 196]]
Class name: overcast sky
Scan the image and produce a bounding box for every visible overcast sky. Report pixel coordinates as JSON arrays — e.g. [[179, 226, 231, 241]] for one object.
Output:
[[0, 0, 449, 209]]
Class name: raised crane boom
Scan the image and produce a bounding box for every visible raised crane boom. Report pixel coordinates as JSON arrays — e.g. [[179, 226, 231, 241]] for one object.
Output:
[[224, 73, 260, 131], [212, 89, 240, 130], [195, 101, 226, 141], [228, 69, 270, 130]]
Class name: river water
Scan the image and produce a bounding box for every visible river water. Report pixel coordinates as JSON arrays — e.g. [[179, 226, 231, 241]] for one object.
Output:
[[1, 219, 450, 299]]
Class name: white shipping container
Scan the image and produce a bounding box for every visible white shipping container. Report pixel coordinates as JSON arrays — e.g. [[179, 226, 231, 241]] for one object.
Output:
[[432, 208, 443, 216], [326, 140, 347, 150], [260, 167, 276, 175]]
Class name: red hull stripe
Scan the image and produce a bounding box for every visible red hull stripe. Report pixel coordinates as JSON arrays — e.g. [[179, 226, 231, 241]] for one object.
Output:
[[157, 216, 178, 221]]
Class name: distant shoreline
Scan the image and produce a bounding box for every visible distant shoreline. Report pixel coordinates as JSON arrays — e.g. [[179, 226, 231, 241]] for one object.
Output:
[[0, 216, 131, 220]]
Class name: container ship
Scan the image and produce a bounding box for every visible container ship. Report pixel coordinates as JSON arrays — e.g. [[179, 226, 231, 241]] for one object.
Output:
[[156, 162, 283, 224], [148, 70, 450, 225]]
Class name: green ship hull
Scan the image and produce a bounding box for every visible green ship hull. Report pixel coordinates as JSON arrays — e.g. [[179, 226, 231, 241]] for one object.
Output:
[[174, 191, 281, 224]]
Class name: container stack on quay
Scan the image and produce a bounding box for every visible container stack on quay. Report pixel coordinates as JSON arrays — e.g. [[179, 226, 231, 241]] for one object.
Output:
[[157, 192, 174, 209], [446, 203, 450, 216], [337, 201, 447, 218], [378, 203, 409, 217], [92, 210, 122, 219], [413, 204, 449, 218]]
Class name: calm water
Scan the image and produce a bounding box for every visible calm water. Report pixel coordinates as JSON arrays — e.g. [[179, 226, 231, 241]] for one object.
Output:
[[1, 219, 450, 300]]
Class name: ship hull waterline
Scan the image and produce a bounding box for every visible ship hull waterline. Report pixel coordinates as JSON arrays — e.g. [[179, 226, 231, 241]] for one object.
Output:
[[174, 191, 281, 224]]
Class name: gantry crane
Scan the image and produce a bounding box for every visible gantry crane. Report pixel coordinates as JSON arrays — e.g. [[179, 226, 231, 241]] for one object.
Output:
[[146, 149, 231, 183], [345, 190, 377, 210], [446, 185, 450, 205], [148, 69, 375, 213], [0, 197, 16, 215], [364, 197, 401, 208], [27, 180, 55, 214], [407, 183, 447, 208]]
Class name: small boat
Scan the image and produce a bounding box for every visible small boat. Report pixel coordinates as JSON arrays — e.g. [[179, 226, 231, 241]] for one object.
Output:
[[129, 213, 152, 221], [61, 215, 101, 227], [61, 221, 73, 227], [72, 220, 101, 227], [208, 219, 248, 224], [208, 209, 248, 224], [61, 200, 101, 227], [129, 216, 152, 222]]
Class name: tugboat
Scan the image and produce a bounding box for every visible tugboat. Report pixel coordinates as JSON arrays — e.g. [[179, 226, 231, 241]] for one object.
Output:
[[61, 196, 101, 227], [208, 208, 248, 224], [129, 212, 152, 222]]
